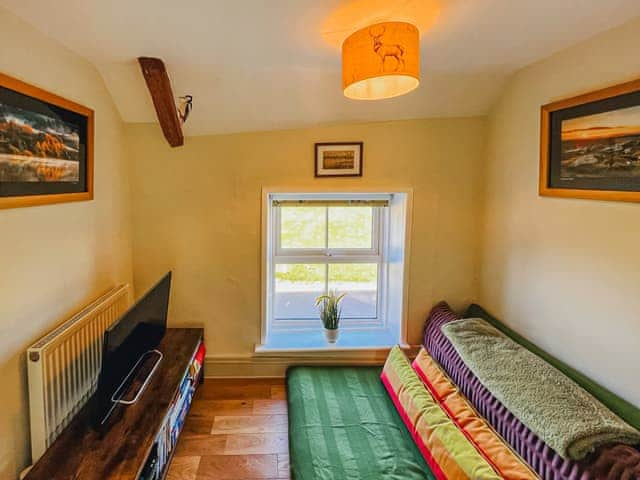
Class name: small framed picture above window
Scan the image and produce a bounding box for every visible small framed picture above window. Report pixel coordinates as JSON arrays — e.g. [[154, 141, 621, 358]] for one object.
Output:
[[314, 142, 363, 177]]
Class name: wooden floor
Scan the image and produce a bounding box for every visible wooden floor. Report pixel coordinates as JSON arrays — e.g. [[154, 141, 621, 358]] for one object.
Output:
[[168, 378, 289, 480]]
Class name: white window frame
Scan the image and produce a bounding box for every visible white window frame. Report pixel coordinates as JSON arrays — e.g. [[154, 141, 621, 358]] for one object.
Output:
[[270, 199, 389, 330], [259, 188, 412, 350]]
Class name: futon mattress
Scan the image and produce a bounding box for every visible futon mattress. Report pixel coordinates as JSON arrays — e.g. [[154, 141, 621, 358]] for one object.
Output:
[[287, 366, 435, 480]]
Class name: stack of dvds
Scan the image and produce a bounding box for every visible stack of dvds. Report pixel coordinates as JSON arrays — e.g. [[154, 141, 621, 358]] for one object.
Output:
[[139, 340, 206, 479]]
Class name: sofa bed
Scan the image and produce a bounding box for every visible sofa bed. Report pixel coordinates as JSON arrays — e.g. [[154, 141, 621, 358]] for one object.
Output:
[[286, 303, 640, 479]]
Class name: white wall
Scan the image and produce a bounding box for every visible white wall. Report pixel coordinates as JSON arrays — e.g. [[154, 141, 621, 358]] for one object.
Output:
[[0, 7, 133, 478], [127, 117, 486, 376], [479, 17, 640, 406]]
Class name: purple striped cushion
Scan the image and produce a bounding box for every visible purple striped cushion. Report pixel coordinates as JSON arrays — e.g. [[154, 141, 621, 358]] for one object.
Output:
[[423, 302, 637, 480]]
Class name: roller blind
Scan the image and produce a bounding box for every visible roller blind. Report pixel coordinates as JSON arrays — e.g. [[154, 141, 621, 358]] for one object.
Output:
[[272, 199, 389, 207]]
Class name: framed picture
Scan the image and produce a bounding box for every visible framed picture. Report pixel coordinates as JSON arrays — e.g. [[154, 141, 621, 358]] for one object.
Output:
[[540, 78, 640, 202], [315, 142, 363, 177], [0, 72, 93, 209]]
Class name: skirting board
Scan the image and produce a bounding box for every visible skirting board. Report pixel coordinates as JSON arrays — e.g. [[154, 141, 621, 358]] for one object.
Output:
[[204, 345, 420, 378]]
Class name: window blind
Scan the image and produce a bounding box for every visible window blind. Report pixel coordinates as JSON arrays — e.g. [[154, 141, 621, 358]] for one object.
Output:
[[272, 199, 389, 207]]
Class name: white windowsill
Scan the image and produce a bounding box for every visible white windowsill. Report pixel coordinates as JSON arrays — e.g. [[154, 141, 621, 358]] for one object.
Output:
[[255, 328, 404, 354]]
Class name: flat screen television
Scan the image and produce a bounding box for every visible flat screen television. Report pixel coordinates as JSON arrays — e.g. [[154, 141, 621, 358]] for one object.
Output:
[[94, 271, 172, 426]]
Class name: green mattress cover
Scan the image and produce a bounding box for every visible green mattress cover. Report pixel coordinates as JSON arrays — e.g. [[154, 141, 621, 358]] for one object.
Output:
[[287, 366, 434, 480]]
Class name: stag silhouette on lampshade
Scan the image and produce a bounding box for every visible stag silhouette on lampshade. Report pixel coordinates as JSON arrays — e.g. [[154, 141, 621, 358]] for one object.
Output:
[[370, 25, 406, 72]]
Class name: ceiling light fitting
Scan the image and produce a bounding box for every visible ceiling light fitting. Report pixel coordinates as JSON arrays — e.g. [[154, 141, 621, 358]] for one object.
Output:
[[342, 21, 420, 100]]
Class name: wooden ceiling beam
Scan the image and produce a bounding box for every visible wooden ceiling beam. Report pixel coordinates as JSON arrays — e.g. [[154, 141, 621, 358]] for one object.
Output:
[[138, 57, 184, 147]]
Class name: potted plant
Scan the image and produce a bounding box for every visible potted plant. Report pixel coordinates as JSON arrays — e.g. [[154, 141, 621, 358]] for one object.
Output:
[[315, 290, 345, 343]]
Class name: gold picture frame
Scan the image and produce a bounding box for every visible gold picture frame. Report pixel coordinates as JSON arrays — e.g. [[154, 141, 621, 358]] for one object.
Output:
[[540, 78, 640, 202], [0, 72, 94, 209]]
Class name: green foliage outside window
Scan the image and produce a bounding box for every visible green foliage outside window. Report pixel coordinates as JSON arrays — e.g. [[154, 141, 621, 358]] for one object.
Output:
[[277, 206, 377, 283]]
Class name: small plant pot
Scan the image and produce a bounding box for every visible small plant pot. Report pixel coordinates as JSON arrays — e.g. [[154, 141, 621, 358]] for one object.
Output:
[[324, 328, 339, 344]]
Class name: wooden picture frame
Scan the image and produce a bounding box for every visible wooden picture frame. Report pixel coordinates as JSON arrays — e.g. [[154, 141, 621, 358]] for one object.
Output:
[[315, 142, 363, 177], [540, 78, 640, 202], [0, 72, 94, 209]]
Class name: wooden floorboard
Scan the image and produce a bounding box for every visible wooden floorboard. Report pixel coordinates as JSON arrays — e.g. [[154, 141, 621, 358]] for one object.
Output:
[[252, 399, 287, 415], [168, 378, 290, 479], [167, 456, 201, 480], [190, 399, 254, 418], [211, 415, 288, 434]]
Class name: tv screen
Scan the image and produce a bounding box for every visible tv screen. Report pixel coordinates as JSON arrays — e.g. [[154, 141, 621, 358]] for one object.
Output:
[[94, 271, 171, 426]]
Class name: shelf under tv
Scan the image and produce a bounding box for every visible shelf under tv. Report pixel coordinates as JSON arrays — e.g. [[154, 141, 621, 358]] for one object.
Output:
[[25, 328, 204, 480]]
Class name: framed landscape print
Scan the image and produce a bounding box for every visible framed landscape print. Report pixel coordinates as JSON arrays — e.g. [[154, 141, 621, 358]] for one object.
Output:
[[540, 78, 640, 202], [0, 72, 93, 209], [315, 142, 363, 177]]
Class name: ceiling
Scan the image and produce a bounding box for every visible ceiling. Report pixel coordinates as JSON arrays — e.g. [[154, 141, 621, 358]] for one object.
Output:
[[2, 0, 640, 136]]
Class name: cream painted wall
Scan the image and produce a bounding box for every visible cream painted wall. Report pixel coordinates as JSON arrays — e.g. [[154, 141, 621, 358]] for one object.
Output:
[[128, 117, 486, 374], [0, 8, 133, 478], [479, 17, 640, 407]]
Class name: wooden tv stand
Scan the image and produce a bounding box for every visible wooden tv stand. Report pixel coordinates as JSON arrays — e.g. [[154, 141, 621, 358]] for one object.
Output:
[[25, 328, 204, 480]]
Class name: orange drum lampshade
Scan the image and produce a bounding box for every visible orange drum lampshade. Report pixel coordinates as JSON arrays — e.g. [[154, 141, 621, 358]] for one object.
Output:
[[342, 22, 420, 100]]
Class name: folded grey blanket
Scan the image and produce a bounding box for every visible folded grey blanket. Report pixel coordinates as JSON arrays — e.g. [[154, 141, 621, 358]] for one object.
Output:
[[442, 318, 640, 460]]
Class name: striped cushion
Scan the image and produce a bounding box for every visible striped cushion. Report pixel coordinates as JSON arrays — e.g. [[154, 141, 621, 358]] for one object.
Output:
[[382, 346, 502, 480], [413, 348, 540, 480]]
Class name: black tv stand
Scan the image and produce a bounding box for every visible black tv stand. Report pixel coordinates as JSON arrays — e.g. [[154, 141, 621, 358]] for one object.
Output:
[[25, 328, 204, 480]]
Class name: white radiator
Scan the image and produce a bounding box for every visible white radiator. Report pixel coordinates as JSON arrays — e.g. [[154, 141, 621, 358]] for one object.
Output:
[[27, 284, 132, 462]]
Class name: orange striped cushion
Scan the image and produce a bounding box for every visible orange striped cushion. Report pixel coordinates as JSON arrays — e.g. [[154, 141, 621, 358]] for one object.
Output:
[[413, 348, 539, 480], [382, 346, 502, 480]]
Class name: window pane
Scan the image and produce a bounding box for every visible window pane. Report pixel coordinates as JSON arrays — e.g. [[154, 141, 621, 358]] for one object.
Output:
[[328, 264, 377, 318], [280, 207, 326, 249], [328, 207, 373, 249], [274, 264, 325, 319]]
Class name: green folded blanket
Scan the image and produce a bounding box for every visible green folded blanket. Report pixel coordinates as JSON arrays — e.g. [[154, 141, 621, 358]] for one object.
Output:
[[442, 318, 640, 460]]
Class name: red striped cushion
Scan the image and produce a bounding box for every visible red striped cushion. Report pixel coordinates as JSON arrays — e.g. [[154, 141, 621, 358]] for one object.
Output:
[[382, 346, 502, 480]]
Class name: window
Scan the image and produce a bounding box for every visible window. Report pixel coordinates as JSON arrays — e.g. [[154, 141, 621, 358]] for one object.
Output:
[[261, 191, 410, 350]]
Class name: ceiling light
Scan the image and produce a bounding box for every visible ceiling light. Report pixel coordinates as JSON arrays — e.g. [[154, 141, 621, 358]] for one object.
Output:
[[342, 21, 420, 100]]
